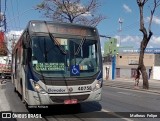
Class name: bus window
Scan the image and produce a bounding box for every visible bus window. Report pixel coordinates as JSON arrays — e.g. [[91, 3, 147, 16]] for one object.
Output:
[[70, 39, 98, 75]]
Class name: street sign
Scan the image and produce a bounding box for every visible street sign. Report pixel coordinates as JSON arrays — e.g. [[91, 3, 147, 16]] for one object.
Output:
[[70, 65, 80, 76]]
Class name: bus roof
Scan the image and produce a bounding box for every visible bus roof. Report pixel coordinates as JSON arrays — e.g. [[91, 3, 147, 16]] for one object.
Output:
[[26, 20, 98, 37]]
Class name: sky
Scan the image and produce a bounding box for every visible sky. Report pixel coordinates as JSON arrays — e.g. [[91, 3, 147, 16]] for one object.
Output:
[[2, 0, 160, 53]]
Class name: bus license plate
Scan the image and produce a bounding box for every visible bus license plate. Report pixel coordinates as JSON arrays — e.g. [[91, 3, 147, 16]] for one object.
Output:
[[64, 99, 78, 104]]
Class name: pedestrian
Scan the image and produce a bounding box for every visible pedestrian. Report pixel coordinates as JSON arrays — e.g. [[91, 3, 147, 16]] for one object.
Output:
[[149, 68, 152, 79], [134, 69, 141, 86]]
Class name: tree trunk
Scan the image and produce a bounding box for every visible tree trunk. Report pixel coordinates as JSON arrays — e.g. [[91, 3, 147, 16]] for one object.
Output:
[[140, 64, 149, 89], [138, 41, 149, 89]]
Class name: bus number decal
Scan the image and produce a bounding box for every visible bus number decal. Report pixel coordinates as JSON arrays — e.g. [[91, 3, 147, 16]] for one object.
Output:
[[78, 86, 92, 91]]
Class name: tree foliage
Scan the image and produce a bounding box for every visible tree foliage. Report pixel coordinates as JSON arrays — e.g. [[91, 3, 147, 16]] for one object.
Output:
[[137, 0, 160, 89], [36, 0, 106, 26]]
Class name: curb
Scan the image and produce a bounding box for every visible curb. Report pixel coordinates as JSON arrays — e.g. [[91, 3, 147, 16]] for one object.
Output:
[[105, 84, 160, 94]]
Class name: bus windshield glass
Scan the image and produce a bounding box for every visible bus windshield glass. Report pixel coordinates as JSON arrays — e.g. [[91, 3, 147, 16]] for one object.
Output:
[[31, 35, 99, 77]]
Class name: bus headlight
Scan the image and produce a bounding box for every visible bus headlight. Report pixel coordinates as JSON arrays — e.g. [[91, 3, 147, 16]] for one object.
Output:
[[93, 79, 102, 91], [95, 83, 100, 89], [30, 79, 47, 94]]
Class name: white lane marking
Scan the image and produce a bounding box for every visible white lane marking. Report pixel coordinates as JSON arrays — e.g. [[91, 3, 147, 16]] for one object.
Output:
[[101, 108, 134, 121]]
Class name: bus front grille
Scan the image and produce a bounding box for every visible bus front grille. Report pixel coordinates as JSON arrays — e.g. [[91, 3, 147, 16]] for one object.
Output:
[[50, 94, 90, 103], [42, 79, 94, 86]]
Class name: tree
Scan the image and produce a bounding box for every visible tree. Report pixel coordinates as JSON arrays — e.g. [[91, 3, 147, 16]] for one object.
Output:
[[36, 0, 106, 27], [137, 0, 160, 89]]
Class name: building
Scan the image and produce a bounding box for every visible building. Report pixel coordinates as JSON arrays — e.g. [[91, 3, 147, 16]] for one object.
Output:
[[103, 51, 160, 80], [116, 53, 153, 79]]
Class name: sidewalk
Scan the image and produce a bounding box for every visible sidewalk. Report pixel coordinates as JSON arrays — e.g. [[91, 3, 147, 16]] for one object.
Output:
[[104, 78, 160, 94], [0, 80, 11, 111]]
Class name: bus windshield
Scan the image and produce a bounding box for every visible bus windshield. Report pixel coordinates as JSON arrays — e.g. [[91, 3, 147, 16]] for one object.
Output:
[[31, 35, 99, 77]]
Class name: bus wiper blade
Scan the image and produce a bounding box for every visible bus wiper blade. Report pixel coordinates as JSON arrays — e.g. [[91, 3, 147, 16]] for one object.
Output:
[[74, 38, 85, 55], [49, 33, 67, 55]]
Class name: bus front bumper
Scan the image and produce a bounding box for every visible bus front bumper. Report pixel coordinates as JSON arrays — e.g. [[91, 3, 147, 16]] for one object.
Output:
[[27, 88, 102, 106]]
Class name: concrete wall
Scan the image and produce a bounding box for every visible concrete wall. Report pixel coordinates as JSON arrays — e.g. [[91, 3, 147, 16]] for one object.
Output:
[[154, 54, 160, 66], [103, 53, 159, 80], [117, 53, 154, 67], [119, 68, 131, 78], [153, 66, 160, 80]]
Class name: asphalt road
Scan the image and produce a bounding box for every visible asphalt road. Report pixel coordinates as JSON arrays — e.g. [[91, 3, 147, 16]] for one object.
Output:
[[1, 80, 160, 121]]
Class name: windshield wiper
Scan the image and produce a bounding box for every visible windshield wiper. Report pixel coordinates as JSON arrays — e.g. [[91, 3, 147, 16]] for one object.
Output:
[[49, 33, 67, 55], [74, 38, 85, 56]]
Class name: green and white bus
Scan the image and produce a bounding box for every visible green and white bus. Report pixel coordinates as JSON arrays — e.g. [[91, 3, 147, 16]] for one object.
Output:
[[12, 20, 103, 106]]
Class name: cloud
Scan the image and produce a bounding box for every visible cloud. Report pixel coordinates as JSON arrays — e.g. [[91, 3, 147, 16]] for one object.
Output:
[[64, 3, 91, 17], [146, 16, 160, 25], [81, 11, 92, 17], [114, 35, 141, 43], [150, 36, 160, 44], [148, 45, 153, 48], [113, 35, 143, 48], [114, 35, 160, 48], [152, 16, 160, 24], [123, 4, 132, 13]]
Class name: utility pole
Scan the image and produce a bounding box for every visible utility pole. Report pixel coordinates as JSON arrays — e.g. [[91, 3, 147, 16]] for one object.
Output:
[[118, 18, 123, 47]]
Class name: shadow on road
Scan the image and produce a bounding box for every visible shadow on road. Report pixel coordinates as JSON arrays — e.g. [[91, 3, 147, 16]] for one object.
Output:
[[27, 101, 102, 117], [2, 81, 102, 118]]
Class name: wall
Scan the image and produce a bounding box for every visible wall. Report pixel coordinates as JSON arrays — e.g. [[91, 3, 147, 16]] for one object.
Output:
[[153, 66, 160, 80], [117, 53, 154, 67], [116, 53, 154, 79], [119, 68, 131, 78], [154, 54, 160, 66]]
